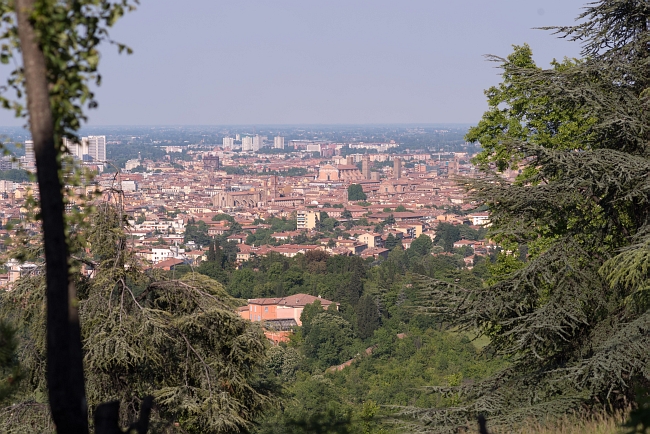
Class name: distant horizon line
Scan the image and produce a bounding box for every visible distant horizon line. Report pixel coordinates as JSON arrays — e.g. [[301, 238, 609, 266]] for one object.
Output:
[[0, 122, 475, 129]]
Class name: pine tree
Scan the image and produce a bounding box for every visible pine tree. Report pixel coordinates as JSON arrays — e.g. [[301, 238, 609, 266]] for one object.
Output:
[[356, 294, 380, 340], [0, 323, 21, 404], [0, 206, 274, 433], [407, 1, 650, 430], [385, 233, 398, 250], [207, 241, 216, 262], [347, 184, 367, 201], [214, 239, 224, 268], [336, 267, 364, 307]]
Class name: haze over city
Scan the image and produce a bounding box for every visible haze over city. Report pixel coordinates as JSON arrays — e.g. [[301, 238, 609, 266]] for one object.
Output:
[[1, 1, 647, 434], [0, 0, 586, 127]]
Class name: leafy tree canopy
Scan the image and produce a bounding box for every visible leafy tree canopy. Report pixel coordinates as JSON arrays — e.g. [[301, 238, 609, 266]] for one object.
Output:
[[466, 43, 596, 177], [347, 184, 367, 201]]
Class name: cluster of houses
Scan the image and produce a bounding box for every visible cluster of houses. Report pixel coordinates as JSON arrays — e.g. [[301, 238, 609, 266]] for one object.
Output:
[[0, 144, 501, 287]]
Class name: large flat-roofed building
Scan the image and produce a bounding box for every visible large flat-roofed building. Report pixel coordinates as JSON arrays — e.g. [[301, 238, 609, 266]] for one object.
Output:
[[253, 135, 263, 152], [242, 136, 253, 152], [222, 137, 234, 149]]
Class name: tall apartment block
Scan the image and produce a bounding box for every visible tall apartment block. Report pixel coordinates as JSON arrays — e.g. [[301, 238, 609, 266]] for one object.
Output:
[[242, 136, 253, 152], [297, 210, 320, 230], [252, 135, 263, 152], [394, 157, 402, 180], [62, 135, 105, 163], [87, 136, 106, 162], [274, 136, 285, 149], [64, 136, 89, 160], [23, 140, 35, 170], [222, 137, 234, 149]]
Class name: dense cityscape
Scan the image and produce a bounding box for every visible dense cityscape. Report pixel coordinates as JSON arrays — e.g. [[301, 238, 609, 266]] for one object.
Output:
[[1, 0, 648, 432], [0, 125, 495, 293]]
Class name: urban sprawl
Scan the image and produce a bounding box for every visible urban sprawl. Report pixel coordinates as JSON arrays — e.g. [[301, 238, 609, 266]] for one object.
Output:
[[0, 128, 509, 336]]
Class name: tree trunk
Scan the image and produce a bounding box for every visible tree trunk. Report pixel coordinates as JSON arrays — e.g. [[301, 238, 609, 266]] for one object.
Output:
[[14, 1, 89, 433]]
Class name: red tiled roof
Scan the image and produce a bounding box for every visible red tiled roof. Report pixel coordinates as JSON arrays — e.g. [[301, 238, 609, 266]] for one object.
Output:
[[248, 293, 335, 308]]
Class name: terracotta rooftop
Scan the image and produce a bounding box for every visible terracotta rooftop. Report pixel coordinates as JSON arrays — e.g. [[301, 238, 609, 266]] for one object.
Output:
[[248, 293, 336, 308]]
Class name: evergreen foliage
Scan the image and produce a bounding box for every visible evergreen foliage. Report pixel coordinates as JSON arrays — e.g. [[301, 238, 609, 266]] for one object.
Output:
[[466, 44, 594, 175], [0, 169, 30, 183], [356, 294, 381, 340], [211, 213, 235, 223], [385, 233, 399, 250], [183, 218, 211, 247], [0, 206, 274, 433], [303, 313, 355, 369], [0, 322, 21, 404], [433, 223, 460, 252], [409, 1, 650, 430]]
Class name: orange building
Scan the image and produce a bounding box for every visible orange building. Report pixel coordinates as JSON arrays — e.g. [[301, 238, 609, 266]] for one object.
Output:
[[239, 293, 338, 326]]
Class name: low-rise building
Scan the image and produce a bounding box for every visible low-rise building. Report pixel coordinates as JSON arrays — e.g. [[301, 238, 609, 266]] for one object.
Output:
[[240, 294, 338, 326]]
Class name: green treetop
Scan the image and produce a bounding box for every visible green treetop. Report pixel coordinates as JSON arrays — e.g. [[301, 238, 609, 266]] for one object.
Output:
[[347, 184, 367, 201]]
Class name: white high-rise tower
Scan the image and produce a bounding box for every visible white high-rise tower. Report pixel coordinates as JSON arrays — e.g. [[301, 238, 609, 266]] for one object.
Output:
[[252, 135, 263, 152], [24, 140, 35, 170], [87, 136, 106, 162], [274, 136, 285, 149], [222, 137, 234, 149], [242, 136, 253, 152], [64, 137, 89, 160]]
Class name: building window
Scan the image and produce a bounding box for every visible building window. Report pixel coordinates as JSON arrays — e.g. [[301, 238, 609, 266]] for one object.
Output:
[[264, 307, 268, 312]]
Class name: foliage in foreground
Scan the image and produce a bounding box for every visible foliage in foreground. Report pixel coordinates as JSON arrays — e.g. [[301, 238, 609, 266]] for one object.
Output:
[[405, 1, 650, 431], [0, 206, 274, 433]]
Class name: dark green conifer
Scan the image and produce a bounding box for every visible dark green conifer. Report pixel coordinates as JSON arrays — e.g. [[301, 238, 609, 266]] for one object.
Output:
[[356, 294, 380, 340], [408, 1, 650, 430]]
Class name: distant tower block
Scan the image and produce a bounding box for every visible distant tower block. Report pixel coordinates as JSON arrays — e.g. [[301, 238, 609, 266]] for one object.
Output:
[[87, 135, 106, 162], [222, 137, 234, 150], [253, 135, 263, 152], [242, 136, 253, 152], [346, 156, 354, 166], [449, 156, 460, 175], [274, 136, 285, 149], [394, 157, 402, 180], [362, 156, 370, 180], [24, 140, 35, 170]]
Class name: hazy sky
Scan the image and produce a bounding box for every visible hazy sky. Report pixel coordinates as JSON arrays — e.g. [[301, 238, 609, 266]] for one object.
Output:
[[0, 0, 589, 126]]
